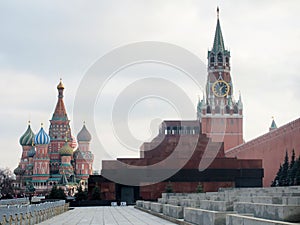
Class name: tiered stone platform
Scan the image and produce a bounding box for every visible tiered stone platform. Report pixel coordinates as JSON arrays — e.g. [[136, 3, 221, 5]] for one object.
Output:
[[136, 186, 300, 225]]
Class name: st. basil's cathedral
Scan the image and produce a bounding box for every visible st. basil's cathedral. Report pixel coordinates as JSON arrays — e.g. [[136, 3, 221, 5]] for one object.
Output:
[[13, 80, 94, 194]]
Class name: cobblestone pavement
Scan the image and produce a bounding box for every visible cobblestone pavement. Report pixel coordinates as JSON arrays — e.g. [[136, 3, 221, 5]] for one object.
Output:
[[38, 206, 176, 225]]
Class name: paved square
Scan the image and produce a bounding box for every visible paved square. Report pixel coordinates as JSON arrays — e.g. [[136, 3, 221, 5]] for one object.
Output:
[[38, 206, 176, 225]]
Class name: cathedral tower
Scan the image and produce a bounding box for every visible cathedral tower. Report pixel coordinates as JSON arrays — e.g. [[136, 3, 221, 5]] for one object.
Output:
[[74, 123, 94, 180], [58, 139, 74, 178], [198, 8, 243, 151], [32, 124, 50, 188], [48, 79, 74, 174]]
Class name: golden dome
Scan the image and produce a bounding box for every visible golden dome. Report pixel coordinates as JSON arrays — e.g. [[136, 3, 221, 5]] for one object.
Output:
[[57, 78, 64, 89]]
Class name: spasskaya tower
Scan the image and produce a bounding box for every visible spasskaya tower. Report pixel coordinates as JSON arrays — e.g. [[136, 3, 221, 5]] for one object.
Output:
[[197, 7, 243, 151]]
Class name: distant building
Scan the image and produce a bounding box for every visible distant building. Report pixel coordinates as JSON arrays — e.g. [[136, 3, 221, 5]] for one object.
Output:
[[14, 80, 94, 195]]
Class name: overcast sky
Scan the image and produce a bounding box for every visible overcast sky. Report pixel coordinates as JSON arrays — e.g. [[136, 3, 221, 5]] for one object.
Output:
[[0, 1, 300, 171]]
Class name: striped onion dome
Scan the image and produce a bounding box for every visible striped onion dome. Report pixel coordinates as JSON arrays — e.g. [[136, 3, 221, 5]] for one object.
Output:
[[27, 146, 36, 157], [34, 125, 50, 145], [77, 124, 92, 142], [19, 123, 35, 146], [59, 141, 73, 156]]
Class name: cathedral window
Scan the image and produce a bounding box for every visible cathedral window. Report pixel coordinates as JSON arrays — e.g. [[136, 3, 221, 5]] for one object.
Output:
[[217, 53, 223, 62]]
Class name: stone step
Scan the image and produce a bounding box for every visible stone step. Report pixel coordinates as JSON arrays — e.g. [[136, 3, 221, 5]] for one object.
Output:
[[162, 204, 183, 219], [199, 200, 233, 211], [150, 202, 163, 213], [226, 213, 299, 225], [184, 207, 229, 225], [234, 202, 300, 222]]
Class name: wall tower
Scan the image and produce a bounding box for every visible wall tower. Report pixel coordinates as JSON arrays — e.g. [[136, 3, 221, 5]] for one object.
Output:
[[198, 8, 243, 151]]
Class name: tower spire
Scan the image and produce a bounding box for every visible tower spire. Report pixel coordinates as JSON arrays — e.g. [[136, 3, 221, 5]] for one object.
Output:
[[212, 7, 225, 53], [269, 117, 277, 131], [52, 79, 68, 121]]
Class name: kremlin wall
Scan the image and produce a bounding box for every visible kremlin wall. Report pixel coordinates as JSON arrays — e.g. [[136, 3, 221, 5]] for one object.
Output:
[[226, 118, 300, 187]]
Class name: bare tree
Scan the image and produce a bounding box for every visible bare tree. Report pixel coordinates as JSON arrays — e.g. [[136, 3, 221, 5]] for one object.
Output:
[[0, 168, 15, 198]]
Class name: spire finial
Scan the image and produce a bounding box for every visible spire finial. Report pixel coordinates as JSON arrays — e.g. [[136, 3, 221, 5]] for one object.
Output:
[[57, 78, 64, 90], [41, 122, 43, 127], [28, 120, 31, 125], [217, 6, 219, 19], [83, 121, 86, 125]]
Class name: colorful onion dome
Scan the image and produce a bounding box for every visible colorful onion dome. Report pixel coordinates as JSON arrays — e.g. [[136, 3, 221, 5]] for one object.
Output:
[[77, 123, 92, 142], [59, 141, 74, 156], [34, 124, 50, 145], [57, 79, 64, 89], [70, 135, 77, 149], [19, 122, 35, 146], [27, 146, 36, 157], [14, 166, 25, 176]]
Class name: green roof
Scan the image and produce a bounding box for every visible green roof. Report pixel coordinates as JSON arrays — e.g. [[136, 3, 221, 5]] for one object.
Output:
[[270, 119, 277, 129], [212, 18, 225, 53]]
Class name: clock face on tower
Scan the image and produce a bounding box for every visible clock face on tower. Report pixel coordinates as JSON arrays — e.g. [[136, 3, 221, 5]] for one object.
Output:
[[212, 80, 230, 97]]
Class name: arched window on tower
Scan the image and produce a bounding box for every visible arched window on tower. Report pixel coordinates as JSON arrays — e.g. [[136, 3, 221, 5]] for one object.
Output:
[[233, 104, 238, 114], [217, 52, 223, 62], [207, 105, 211, 114], [210, 54, 215, 65], [226, 57, 229, 64], [225, 105, 230, 114]]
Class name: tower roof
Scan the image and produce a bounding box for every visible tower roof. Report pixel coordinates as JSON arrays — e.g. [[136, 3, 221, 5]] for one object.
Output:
[[34, 124, 50, 145], [52, 79, 68, 121], [212, 7, 225, 53], [59, 141, 74, 156], [19, 122, 35, 146], [77, 123, 92, 142], [270, 118, 277, 130]]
